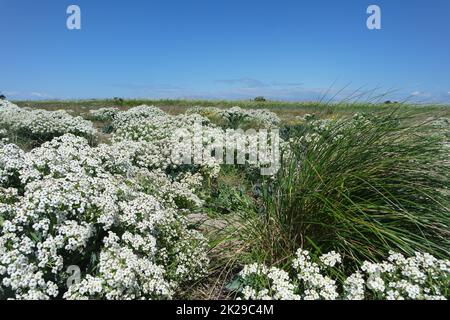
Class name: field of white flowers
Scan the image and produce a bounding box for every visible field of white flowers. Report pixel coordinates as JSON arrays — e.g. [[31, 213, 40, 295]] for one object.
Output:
[[0, 99, 449, 300]]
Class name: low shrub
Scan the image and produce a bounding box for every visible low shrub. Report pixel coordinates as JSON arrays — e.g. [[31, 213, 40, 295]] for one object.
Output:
[[88, 107, 121, 122], [0, 101, 97, 147]]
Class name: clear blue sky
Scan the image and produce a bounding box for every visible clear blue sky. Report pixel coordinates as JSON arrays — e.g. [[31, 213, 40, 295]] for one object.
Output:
[[1, 0, 450, 103]]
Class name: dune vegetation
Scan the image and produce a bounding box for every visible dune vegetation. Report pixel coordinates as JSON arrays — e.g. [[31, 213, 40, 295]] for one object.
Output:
[[1, 98, 449, 300]]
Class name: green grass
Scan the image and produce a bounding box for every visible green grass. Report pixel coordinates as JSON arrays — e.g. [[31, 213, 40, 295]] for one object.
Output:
[[238, 110, 450, 270]]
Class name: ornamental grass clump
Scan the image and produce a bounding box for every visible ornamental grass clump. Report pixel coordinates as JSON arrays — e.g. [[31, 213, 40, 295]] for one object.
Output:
[[256, 111, 449, 265], [218, 107, 280, 129], [186, 106, 281, 129]]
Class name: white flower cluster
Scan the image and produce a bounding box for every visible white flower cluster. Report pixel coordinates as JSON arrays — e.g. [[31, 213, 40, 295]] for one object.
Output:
[[292, 249, 339, 300], [110, 105, 282, 177], [108, 106, 219, 178], [218, 107, 281, 128], [238, 249, 450, 300], [88, 107, 121, 121], [186, 106, 281, 129], [0, 101, 96, 142], [290, 113, 378, 148], [239, 263, 300, 300], [319, 251, 342, 267], [354, 251, 450, 300], [113, 107, 210, 143], [0, 134, 209, 300], [296, 119, 334, 146], [0, 129, 8, 144]]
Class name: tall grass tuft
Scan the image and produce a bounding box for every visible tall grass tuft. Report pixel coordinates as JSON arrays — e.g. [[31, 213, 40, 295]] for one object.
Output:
[[252, 111, 450, 266]]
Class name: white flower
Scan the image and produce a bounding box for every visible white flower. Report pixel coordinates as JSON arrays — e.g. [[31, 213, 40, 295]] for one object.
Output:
[[319, 251, 342, 267], [366, 275, 385, 293]]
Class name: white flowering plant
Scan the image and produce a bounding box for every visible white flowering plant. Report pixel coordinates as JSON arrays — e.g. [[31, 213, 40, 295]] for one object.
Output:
[[0, 129, 8, 145], [109, 105, 282, 179], [186, 106, 281, 129], [0, 134, 209, 300], [106, 106, 221, 178], [88, 107, 121, 122], [0, 101, 97, 146], [218, 107, 281, 129], [236, 249, 450, 300]]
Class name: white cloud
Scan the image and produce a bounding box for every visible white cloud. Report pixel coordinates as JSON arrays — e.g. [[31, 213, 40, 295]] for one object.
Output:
[[215, 78, 268, 88], [30, 92, 53, 99], [2, 91, 19, 96]]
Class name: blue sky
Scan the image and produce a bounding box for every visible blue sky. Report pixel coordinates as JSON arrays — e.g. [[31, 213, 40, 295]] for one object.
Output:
[[1, 0, 450, 103]]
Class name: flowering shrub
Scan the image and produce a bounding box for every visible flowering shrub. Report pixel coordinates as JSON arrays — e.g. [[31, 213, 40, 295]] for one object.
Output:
[[218, 107, 280, 129], [112, 105, 168, 129], [237, 250, 450, 300], [186, 106, 281, 129], [88, 107, 121, 121], [0, 101, 96, 144], [0, 134, 209, 299], [113, 110, 211, 144], [0, 103, 282, 300], [112, 108, 221, 178], [0, 129, 8, 145]]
